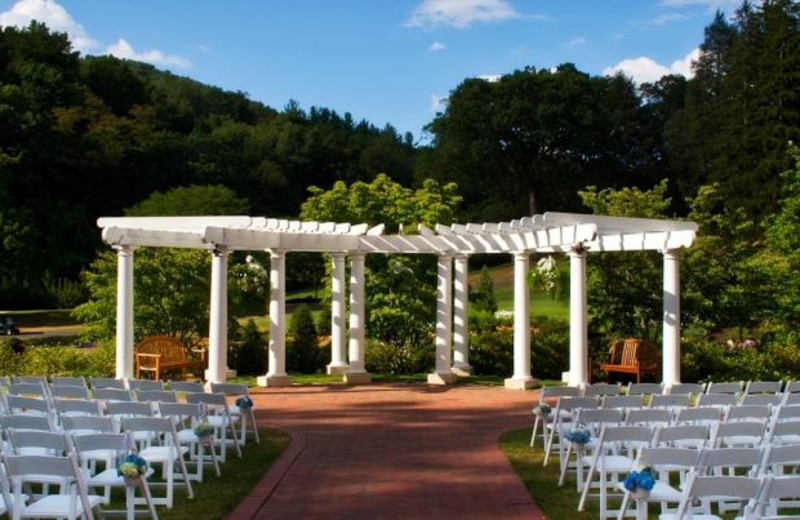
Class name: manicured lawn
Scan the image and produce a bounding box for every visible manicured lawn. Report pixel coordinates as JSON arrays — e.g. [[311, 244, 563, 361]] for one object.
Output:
[[470, 263, 569, 320], [113, 428, 289, 520]]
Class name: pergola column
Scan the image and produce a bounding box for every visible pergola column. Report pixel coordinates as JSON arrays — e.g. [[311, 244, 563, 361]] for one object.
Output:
[[206, 246, 229, 384], [662, 249, 681, 389], [258, 249, 292, 387], [452, 254, 472, 375], [429, 254, 456, 385], [568, 247, 588, 388], [505, 251, 536, 390], [327, 252, 348, 375], [344, 252, 371, 384], [114, 245, 135, 380]]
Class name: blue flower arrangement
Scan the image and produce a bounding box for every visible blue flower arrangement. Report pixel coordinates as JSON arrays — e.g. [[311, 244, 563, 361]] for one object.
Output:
[[623, 467, 656, 494], [117, 454, 147, 479], [236, 396, 254, 410], [564, 425, 591, 445], [533, 403, 551, 416]]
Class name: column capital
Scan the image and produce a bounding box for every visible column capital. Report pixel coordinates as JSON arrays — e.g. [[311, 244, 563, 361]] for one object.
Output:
[[112, 245, 136, 255], [269, 248, 286, 259], [453, 253, 469, 261], [350, 251, 366, 260], [438, 252, 454, 260], [662, 248, 682, 260], [512, 250, 530, 261], [208, 244, 229, 256], [567, 244, 588, 258], [330, 251, 347, 260]]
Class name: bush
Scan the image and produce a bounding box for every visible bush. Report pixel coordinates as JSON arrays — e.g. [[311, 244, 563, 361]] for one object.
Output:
[[468, 308, 498, 333], [231, 320, 267, 376], [469, 330, 513, 376], [365, 338, 435, 375], [0, 337, 115, 377], [470, 266, 498, 314], [287, 305, 323, 373], [315, 305, 331, 336]]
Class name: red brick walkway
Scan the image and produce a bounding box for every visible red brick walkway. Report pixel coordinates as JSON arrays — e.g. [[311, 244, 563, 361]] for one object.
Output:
[[227, 384, 545, 520]]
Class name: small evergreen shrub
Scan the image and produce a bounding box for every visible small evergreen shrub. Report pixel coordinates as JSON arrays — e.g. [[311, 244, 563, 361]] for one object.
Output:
[[287, 305, 323, 373], [468, 308, 498, 333], [232, 319, 267, 376]]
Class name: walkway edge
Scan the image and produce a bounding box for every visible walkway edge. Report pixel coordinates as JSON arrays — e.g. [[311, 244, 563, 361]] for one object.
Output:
[[490, 430, 547, 519], [226, 428, 307, 520]]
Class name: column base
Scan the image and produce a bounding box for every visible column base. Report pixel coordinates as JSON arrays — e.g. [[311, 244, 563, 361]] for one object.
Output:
[[428, 372, 458, 385], [326, 364, 348, 376], [204, 368, 237, 382], [504, 377, 538, 390], [451, 364, 473, 376], [343, 371, 372, 385], [256, 374, 293, 387]]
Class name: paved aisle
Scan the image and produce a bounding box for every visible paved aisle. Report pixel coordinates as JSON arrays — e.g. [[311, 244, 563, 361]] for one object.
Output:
[[228, 384, 545, 520]]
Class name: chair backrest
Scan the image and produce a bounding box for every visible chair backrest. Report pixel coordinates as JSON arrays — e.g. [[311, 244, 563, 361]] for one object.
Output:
[[597, 424, 653, 446], [122, 416, 176, 435], [136, 390, 177, 404], [601, 395, 643, 409], [674, 474, 761, 519], [626, 408, 672, 426], [557, 396, 601, 413], [576, 408, 624, 435], [107, 401, 152, 417], [669, 382, 707, 396], [653, 424, 710, 447], [650, 394, 691, 409], [0, 413, 52, 431], [706, 381, 743, 394], [785, 381, 800, 394], [713, 421, 766, 447], [185, 391, 227, 407], [582, 382, 621, 397], [725, 404, 772, 422], [4, 395, 50, 415], [539, 385, 580, 402], [784, 392, 800, 406], [127, 379, 165, 392], [676, 407, 724, 425], [158, 402, 204, 427], [55, 398, 102, 417], [11, 376, 47, 386], [90, 377, 125, 390], [51, 376, 87, 389], [741, 393, 782, 406], [51, 385, 90, 400], [757, 475, 800, 517], [94, 388, 134, 402], [168, 381, 206, 393], [71, 432, 132, 454], [637, 446, 700, 470], [700, 447, 763, 474], [627, 383, 663, 396], [761, 445, 800, 474], [697, 393, 739, 407], [61, 415, 115, 434], [209, 382, 249, 396], [745, 380, 783, 395], [7, 382, 48, 399], [768, 420, 800, 444], [7, 430, 70, 454], [776, 405, 800, 421]]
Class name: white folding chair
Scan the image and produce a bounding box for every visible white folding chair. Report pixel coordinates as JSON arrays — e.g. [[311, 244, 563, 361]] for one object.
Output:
[[602, 395, 644, 410], [108, 402, 155, 447], [158, 402, 220, 481], [753, 475, 800, 520], [742, 394, 783, 406], [61, 416, 116, 437], [1, 414, 54, 433], [50, 376, 87, 389], [50, 386, 90, 401], [713, 421, 767, 448], [557, 407, 622, 486], [55, 398, 102, 420], [5, 392, 52, 418], [531, 386, 580, 448], [766, 420, 800, 446], [71, 432, 159, 520], [583, 383, 622, 397], [545, 396, 601, 466], [706, 381, 744, 395], [697, 393, 739, 408], [675, 407, 723, 427], [744, 381, 783, 396], [121, 417, 194, 509], [626, 408, 673, 427], [650, 394, 691, 411], [616, 447, 701, 520], [184, 392, 242, 462], [578, 425, 654, 519], [135, 390, 177, 407], [7, 430, 70, 458], [167, 381, 205, 394], [783, 393, 800, 406], [127, 380, 165, 392], [3, 453, 103, 520], [94, 388, 134, 404], [0, 458, 16, 518], [669, 383, 707, 396], [653, 424, 710, 450], [627, 383, 664, 396], [664, 474, 762, 520], [89, 377, 125, 390], [210, 382, 260, 445], [725, 405, 772, 423]]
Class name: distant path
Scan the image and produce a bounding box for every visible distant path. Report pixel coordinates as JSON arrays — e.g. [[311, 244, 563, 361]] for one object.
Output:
[[229, 384, 545, 520]]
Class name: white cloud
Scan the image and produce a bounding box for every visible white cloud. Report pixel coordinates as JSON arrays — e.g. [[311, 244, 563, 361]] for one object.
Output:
[[603, 48, 701, 84], [406, 0, 520, 28], [648, 13, 690, 25], [567, 36, 587, 47], [430, 94, 448, 112], [106, 39, 191, 69], [659, 0, 744, 9], [0, 0, 96, 51], [477, 74, 502, 82], [429, 41, 446, 52]]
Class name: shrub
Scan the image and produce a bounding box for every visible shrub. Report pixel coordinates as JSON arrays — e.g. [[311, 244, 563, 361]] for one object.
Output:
[[315, 304, 332, 336], [365, 338, 435, 375], [232, 320, 267, 376], [469, 330, 513, 376], [287, 305, 323, 373], [470, 266, 498, 314], [0, 338, 114, 377], [468, 308, 498, 333]]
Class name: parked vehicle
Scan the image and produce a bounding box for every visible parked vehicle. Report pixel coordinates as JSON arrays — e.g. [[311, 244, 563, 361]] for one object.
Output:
[[0, 315, 20, 335]]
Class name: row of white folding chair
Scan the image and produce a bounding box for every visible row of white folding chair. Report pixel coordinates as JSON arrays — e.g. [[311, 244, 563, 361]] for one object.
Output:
[[0, 429, 160, 519]]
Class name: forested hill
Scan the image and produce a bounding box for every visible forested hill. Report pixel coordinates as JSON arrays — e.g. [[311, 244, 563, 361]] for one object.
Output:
[[0, 22, 416, 304]]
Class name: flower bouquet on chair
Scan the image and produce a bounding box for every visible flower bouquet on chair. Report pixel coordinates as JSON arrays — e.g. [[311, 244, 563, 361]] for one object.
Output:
[[194, 421, 216, 445], [235, 396, 254, 411], [564, 424, 591, 453], [532, 403, 551, 417], [117, 453, 148, 487], [623, 467, 656, 500]]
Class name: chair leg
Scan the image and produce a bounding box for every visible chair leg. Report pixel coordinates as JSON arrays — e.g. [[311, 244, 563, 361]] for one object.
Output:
[[530, 415, 540, 447], [249, 408, 260, 444]]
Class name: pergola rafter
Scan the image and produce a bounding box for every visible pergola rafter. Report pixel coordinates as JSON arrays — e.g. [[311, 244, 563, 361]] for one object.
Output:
[[98, 212, 697, 389]]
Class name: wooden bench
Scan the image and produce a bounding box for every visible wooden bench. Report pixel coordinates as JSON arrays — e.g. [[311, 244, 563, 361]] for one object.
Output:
[[598, 338, 660, 384], [134, 335, 205, 381]]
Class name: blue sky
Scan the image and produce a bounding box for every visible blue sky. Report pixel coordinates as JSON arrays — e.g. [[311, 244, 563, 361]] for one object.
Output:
[[0, 0, 743, 142]]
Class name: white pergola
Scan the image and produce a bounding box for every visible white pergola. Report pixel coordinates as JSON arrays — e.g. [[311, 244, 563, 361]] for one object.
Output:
[[97, 212, 697, 390]]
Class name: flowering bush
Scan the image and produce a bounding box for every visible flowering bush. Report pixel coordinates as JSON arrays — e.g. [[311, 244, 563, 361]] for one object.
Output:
[[564, 425, 591, 445], [194, 422, 215, 439], [117, 454, 147, 479], [623, 467, 656, 493], [236, 396, 253, 410]]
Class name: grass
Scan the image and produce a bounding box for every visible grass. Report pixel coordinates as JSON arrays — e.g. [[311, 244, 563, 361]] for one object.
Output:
[[110, 428, 290, 520], [229, 374, 563, 388], [470, 263, 569, 320]]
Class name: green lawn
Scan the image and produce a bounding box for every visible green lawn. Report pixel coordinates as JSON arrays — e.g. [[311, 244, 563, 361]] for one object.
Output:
[[470, 262, 569, 320]]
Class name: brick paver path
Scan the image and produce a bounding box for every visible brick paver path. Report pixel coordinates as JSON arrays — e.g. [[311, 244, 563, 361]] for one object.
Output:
[[228, 384, 545, 520]]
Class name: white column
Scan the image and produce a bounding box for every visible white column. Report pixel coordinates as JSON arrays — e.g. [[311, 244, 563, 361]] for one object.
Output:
[[257, 249, 292, 387], [344, 252, 371, 384], [114, 246, 135, 380], [429, 254, 456, 385], [568, 248, 588, 388], [452, 254, 472, 375], [662, 249, 681, 389], [505, 251, 535, 390], [207, 246, 229, 384], [327, 252, 348, 375]]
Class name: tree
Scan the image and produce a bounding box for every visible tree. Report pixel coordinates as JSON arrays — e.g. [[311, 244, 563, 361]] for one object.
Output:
[[287, 304, 321, 373], [470, 266, 498, 314]]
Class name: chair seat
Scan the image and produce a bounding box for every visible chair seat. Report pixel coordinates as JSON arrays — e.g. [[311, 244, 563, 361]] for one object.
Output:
[[89, 467, 155, 486], [20, 493, 103, 517], [140, 445, 189, 462], [772, 434, 800, 445], [81, 448, 117, 462], [581, 454, 635, 471], [207, 415, 237, 427], [617, 481, 683, 502], [177, 429, 200, 444]]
